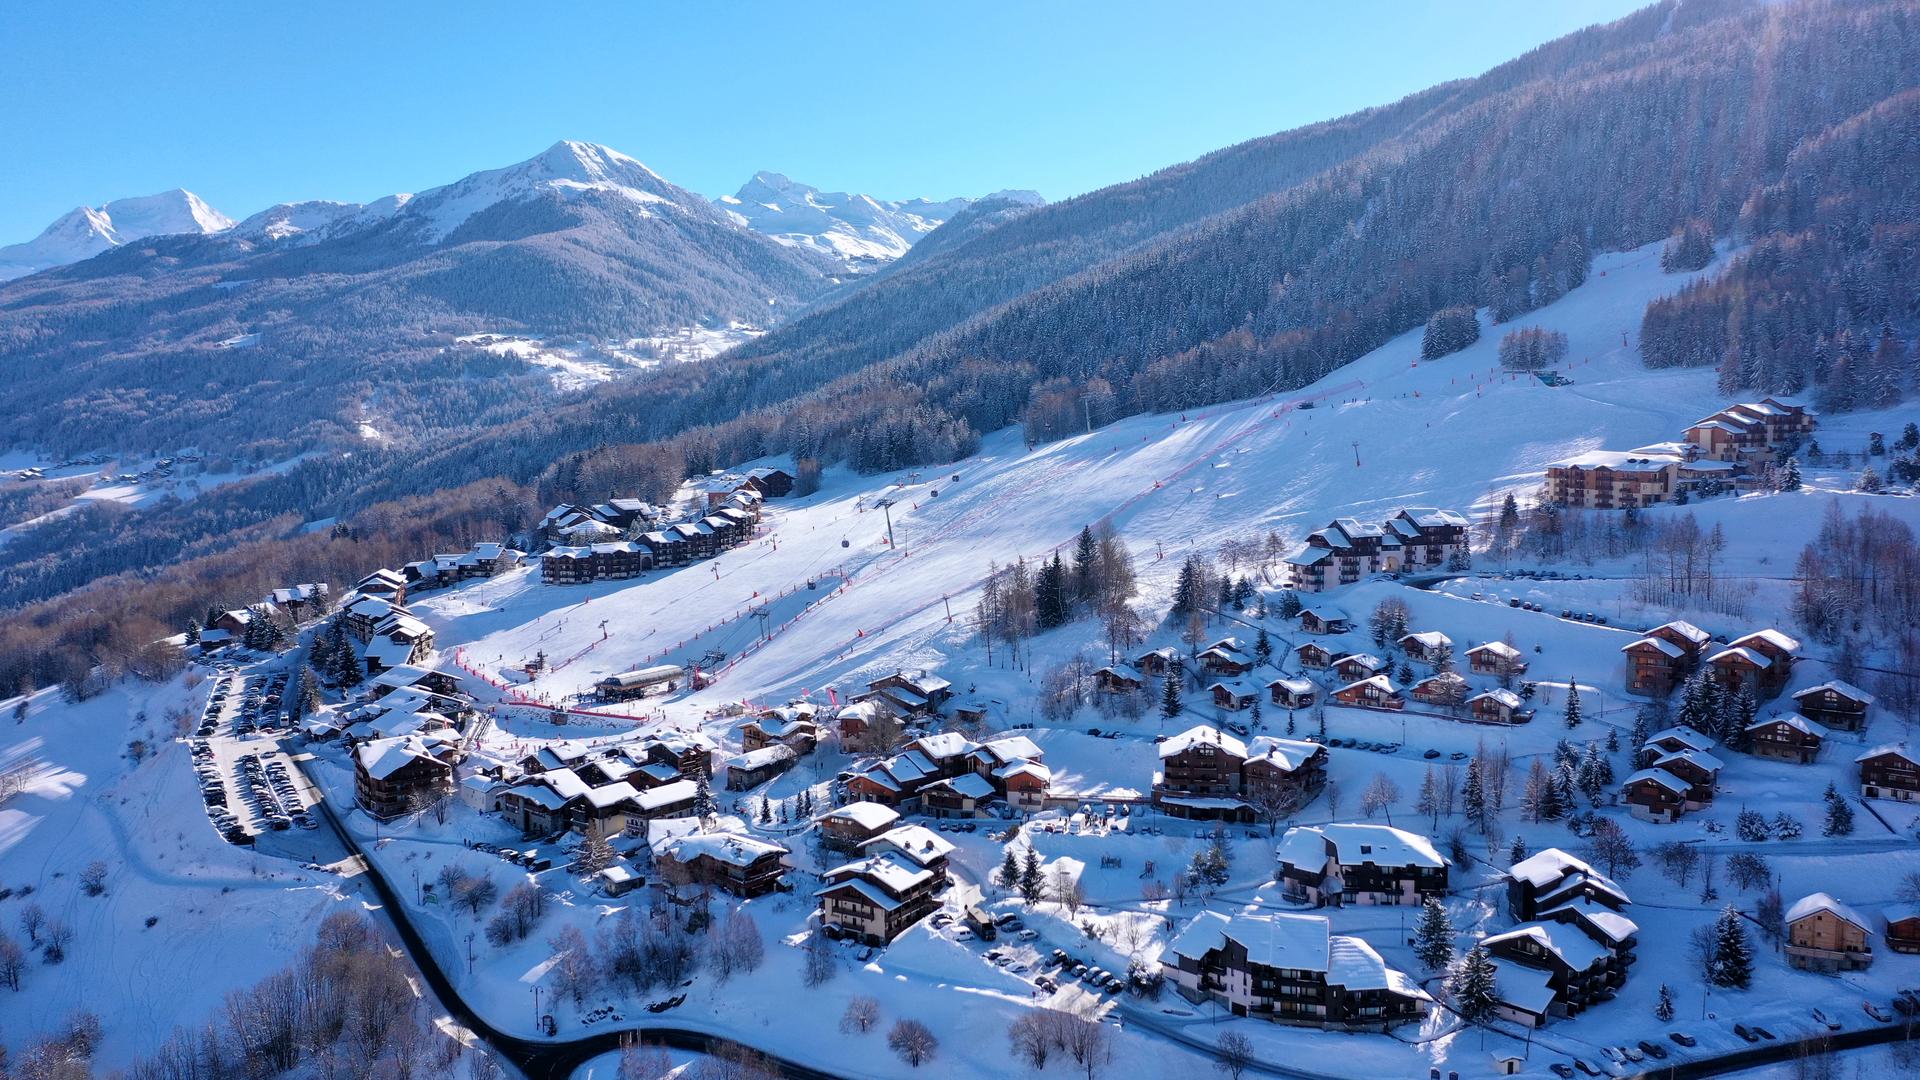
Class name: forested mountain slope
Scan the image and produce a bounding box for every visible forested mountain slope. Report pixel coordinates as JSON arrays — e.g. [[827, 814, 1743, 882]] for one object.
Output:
[[0, 141, 834, 459]]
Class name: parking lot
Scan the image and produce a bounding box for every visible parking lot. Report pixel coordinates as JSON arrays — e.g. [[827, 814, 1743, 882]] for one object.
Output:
[[187, 669, 322, 842]]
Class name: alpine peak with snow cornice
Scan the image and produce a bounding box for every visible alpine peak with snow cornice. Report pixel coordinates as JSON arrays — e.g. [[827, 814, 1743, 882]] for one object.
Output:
[[395, 139, 712, 242], [0, 188, 235, 281]]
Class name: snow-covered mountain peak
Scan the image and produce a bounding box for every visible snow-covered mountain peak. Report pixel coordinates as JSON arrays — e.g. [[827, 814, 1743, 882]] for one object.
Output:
[[398, 140, 691, 241], [716, 173, 986, 272], [0, 188, 234, 281]]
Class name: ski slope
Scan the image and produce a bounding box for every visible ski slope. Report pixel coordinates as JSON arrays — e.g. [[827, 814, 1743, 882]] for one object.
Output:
[[417, 241, 1793, 722]]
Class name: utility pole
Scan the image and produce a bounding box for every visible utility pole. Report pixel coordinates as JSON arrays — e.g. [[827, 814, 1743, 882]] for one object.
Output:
[[880, 500, 896, 551], [1351, 441, 1362, 468], [1083, 397, 1093, 435]]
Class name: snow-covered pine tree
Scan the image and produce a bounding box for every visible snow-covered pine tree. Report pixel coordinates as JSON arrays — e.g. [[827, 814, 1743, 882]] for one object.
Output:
[[1254, 629, 1272, 666], [1447, 946, 1499, 1023], [1412, 897, 1455, 972], [1655, 983, 1675, 1021], [1823, 796, 1855, 837], [1159, 672, 1183, 720], [999, 846, 1020, 891], [1709, 905, 1753, 989], [1563, 682, 1582, 729]]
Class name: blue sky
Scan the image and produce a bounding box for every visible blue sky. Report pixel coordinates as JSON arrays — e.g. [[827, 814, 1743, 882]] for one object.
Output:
[[0, 0, 1651, 241]]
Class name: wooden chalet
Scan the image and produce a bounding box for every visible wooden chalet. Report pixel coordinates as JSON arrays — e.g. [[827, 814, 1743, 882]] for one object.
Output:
[[656, 833, 789, 897], [1152, 725, 1251, 821], [1397, 631, 1452, 666], [1332, 675, 1403, 711], [1384, 509, 1471, 569], [1295, 641, 1341, 670], [1208, 678, 1260, 712], [1619, 620, 1710, 697], [1408, 672, 1468, 708], [1857, 744, 1920, 802], [1745, 713, 1822, 764], [744, 467, 795, 498], [1135, 647, 1181, 677], [724, 745, 796, 790], [1093, 664, 1146, 693], [857, 671, 953, 717], [1483, 911, 1637, 1021], [740, 712, 818, 755], [1268, 677, 1316, 710], [1645, 748, 1721, 805], [1299, 606, 1351, 636], [1468, 689, 1532, 725], [1793, 681, 1873, 732], [1706, 629, 1799, 699], [1244, 737, 1328, 810], [818, 802, 901, 852], [818, 853, 939, 946], [1683, 398, 1816, 462], [1198, 638, 1254, 676], [1332, 653, 1385, 683], [1785, 893, 1873, 972], [1622, 768, 1689, 822], [353, 736, 455, 819], [1885, 904, 1920, 955], [1467, 641, 1527, 678]]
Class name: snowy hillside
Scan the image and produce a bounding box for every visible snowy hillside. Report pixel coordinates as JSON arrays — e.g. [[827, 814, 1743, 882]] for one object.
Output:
[[717, 171, 1041, 272], [0, 189, 233, 280]]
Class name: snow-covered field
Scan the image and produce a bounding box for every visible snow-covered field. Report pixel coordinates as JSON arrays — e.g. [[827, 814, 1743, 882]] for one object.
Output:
[[456, 324, 765, 391], [8, 239, 1920, 1076]]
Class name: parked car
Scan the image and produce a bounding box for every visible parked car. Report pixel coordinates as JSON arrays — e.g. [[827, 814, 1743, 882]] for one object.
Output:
[[1811, 1008, 1838, 1031], [1017, 929, 1039, 941], [1865, 1000, 1894, 1022], [1669, 1031, 1697, 1048], [1733, 1024, 1759, 1043], [1549, 1064, 1574, 1079], [1036, 976, 1057, 993], [1637, 1040, 1668, 1060]]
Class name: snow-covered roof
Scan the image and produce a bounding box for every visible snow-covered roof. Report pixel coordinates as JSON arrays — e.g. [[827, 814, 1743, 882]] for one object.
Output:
[[580, 781, 639, 809], [1469, 641, 1522, 660], [660, 832, 787, 867], [1159, 725, 1246, 760], [1653, 747, 1724, 774], [860, 824, 956, 867], [1541, 897, 1639, 943], [1266, 676, 1315, 695], [1796, 680, 1874, 705], [1399, 631, 1452, 651], [1856, 743, 1919, 765], [1400, 508, 1470, 528], [364, 636, 421, 668], [1624, 768, 1689, 795], [1488, 958, 1558, 1016], [975, 735, 1042, 765], [1786, 893, 1870, 931], [730, 745, 796, 771], [1547, 449, 1681, 471], [1328, 934, 1429, 999], [1247, 736, 1322, 773], [1275, 823, 1447, 871], [1508, 848, 1601, 888], [356, 736, 448, 781], [634, 779, 697, 811], [1469, 689, 1523, 710], [1334, 674, 1397, 697], [821, 802, 900, 831], [1622, 635, 1686, 659], [1287, 545, 1334, 567], [816, 872, 913, 911], [1300, 605, 1347, 622], [913, 732, 973, 761], [1167, 910, 1329, 971], [1338, 652, 1384, 671], [1730, 628, 1801, 656], [994, 760, 1053, 784], [1708, 645, 1772, 670], [927, 772, 998, 800], [1747, 712, 1819, 736], [1482, 921, 1610, 971], [824, 853, 932, 897], [1645, 724, 1716, 751]]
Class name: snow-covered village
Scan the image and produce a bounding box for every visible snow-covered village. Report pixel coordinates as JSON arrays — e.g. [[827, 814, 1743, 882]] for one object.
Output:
[[6, 3, 1920, 1079]]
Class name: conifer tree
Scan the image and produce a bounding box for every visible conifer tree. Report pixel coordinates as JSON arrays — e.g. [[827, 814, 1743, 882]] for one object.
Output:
[[1000, 846, 1021, 892], [1448, 946, 1499, 1024], [1277, 590, 1302, 620], [1823, 795, 1855, 837], [1709, 905, 1753, 989], [1462, 759, 1488, 832], [1072, 526, 1098, 604], [1254, 629, 1272, 667], [694, 771, 717, 827], [185, 618, 201, 646], [1655, 983, 1675, 1021], [1019, 849, 1045, 905], [1564, 682, 1582, 729], [1413, 897, 1455, 972], [1159, 672, 1183, 720], [1509, 835, 1529, 864]]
